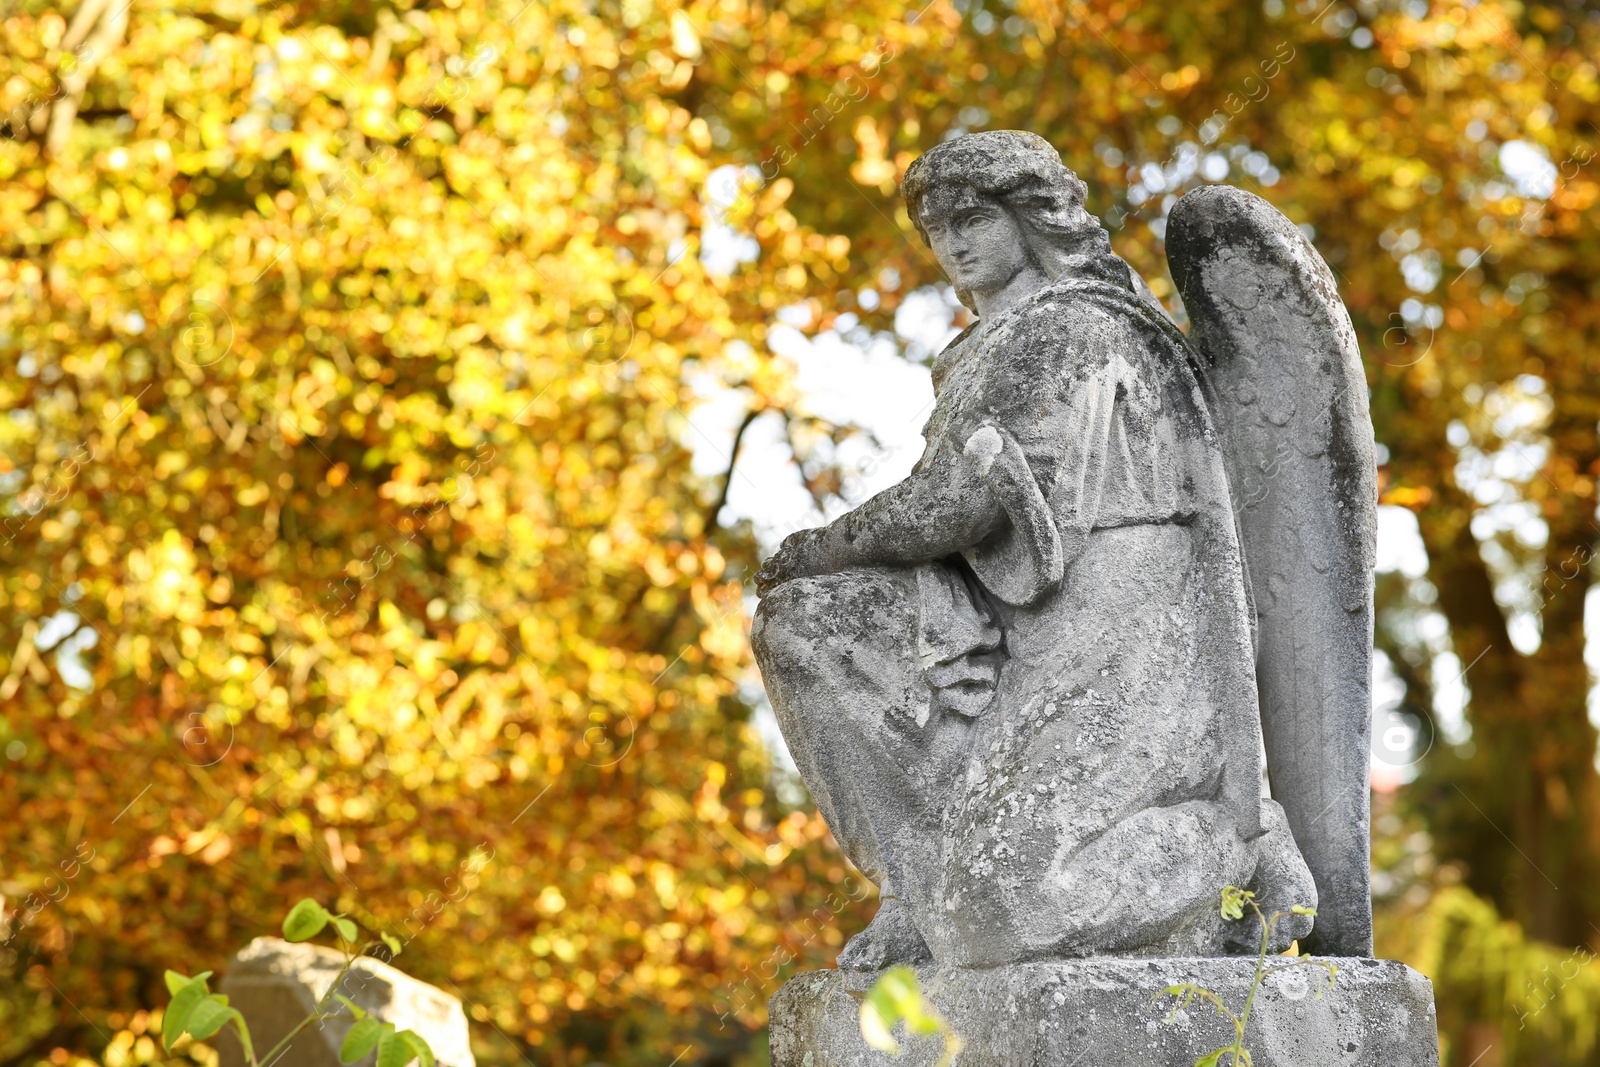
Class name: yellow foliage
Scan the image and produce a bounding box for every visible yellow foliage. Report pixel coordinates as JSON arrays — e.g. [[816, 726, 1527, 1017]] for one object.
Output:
[[3, 0, 1599, 1064]]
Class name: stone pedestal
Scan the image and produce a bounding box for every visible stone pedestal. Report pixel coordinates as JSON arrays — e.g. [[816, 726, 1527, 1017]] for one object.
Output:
[[769, 958, 1439, 1066], [215, 937, 474, 1067]]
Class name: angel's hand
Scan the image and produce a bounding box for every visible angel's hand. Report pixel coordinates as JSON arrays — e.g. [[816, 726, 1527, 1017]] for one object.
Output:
[[754, 528, 830, 597]]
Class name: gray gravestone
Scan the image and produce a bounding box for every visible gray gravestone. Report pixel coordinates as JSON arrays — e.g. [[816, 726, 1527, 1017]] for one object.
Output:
[[216, 937, 474, 1067]]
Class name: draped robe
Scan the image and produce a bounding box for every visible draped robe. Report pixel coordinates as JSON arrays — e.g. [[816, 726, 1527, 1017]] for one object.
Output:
[[753, 274, 1315, 966]]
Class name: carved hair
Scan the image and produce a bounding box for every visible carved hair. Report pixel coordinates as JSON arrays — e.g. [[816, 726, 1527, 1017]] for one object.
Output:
[[902, 130, 1132, 309]]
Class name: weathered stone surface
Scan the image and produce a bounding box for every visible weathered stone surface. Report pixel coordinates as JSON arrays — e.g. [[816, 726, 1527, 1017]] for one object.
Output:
[[752, 129, 1429, 1062], [751, 130, 1371, 967], [216, 937, 474, 1067], [770, 959, 1440, 1067], [1167, 185, 1378, 957]]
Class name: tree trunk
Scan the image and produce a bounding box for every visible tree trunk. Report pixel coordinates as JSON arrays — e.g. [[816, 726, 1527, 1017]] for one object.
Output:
[[1405, 387, 1600, 947]]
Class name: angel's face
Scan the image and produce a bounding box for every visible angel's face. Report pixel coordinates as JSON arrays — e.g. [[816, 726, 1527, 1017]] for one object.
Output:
[[919, 186, 1031, 300]]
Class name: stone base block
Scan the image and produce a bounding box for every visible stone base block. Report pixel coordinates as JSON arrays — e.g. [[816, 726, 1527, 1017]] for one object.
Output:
[[770, 958, 1438, 1067]]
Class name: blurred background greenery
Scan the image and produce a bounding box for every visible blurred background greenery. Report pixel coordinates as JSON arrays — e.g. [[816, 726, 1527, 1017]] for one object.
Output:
[[1, 0, 1598, 1064]]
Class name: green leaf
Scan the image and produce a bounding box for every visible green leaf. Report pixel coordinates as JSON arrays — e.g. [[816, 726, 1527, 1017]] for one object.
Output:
[[381, 932, 403, 957], [1219, 885, 1251, 921], [399, 1030, 436, 1067], [235, 1017, 255, 1064], [863, 980, 904, 1034], [1194, 1050, 1225, 1067], [859, 1000, 899, 1054], [1290, 904, 1317, 916], [185, 995, 239, 1041], [376, 1025, 413, 1067], [333, 916, 359, 943], [875, 965, 921, 1009], [340, 1016, 383, 1062], [859, 965, 950, 1052], [163, 970, 191, 996], [162, 973, 214, 1049], [283, 898, 332, 942], [334, 994, 367, 1021]]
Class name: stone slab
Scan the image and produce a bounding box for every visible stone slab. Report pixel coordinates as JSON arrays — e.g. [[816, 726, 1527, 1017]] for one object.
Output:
[[769, 957, 1439, 1067], [215, 936, 474, 1067]]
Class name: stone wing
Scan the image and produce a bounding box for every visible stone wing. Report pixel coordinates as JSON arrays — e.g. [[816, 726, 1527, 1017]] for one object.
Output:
[[1165, 185, 1378, 957]]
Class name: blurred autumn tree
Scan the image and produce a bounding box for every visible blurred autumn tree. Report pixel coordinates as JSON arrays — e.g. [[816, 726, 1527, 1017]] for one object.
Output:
[[0, 0, 862, 1064], [2, 0, 1599, 1065]]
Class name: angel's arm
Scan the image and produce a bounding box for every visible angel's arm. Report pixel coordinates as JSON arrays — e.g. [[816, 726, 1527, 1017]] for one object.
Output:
[[756, 444, 1005, 592], [757, 378, 1121, 596]]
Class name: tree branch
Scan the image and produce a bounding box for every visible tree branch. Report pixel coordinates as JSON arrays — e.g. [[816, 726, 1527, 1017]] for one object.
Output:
[[704, 405, 762, 537], [40, 0, 131, 157], [647, 404, 763, 654]]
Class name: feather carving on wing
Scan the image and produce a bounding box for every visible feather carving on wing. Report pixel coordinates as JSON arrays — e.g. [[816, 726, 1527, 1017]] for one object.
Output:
[[1165, 186, 1379, 957]]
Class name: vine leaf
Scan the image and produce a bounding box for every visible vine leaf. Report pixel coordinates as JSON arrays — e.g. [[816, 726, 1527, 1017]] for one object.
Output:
[[399, 1029, 437, 1067], [340, 1016, 383, 1062], [283, 898, 332, 942], [375, 1026, 410, 1067], [162, 972, 214, 1049], [163, 969, 198, 996], [184, 995, 241, 1041]]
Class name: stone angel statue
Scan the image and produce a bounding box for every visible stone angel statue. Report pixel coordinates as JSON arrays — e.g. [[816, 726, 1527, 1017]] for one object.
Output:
[[752, 131, 1376, 970]]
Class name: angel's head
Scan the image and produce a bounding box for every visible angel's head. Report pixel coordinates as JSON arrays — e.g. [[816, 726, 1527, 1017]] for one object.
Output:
[[912, 180, 1040, 307], [903, 130, 1122, 311]]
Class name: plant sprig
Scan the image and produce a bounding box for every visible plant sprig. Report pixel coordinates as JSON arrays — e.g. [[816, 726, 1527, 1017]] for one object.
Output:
[[1153, 886, 1337, 1067], [858, 965, 964, 1067], [163, 899, 435, 1067]]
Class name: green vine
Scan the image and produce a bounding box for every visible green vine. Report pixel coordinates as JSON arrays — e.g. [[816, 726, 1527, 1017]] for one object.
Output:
[[162, 899, 436, 1067], [1154, 886, 1338, 1067]]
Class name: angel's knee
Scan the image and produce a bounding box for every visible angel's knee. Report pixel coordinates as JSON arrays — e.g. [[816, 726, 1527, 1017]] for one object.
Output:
[[754, 570, 913, 667], [1017, 800, 1252, 958], [1236, 799, 1317, 951], [751, 575, 832, 671]]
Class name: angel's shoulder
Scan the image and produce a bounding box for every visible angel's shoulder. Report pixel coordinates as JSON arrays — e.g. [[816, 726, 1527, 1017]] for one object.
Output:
[[978, 287, 1137, 387], [987, 285, 1132, 361], [1014, 285, 1127, 335]]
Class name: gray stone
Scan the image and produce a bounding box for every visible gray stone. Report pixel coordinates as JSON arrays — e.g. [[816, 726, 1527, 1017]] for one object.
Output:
[[753, 129, 1427, 1059], [1167, 185, 1378, 957], [753, 130, 1377, 967], [215, 937, 474, 1067], [770, 959, 1440, 1067]]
